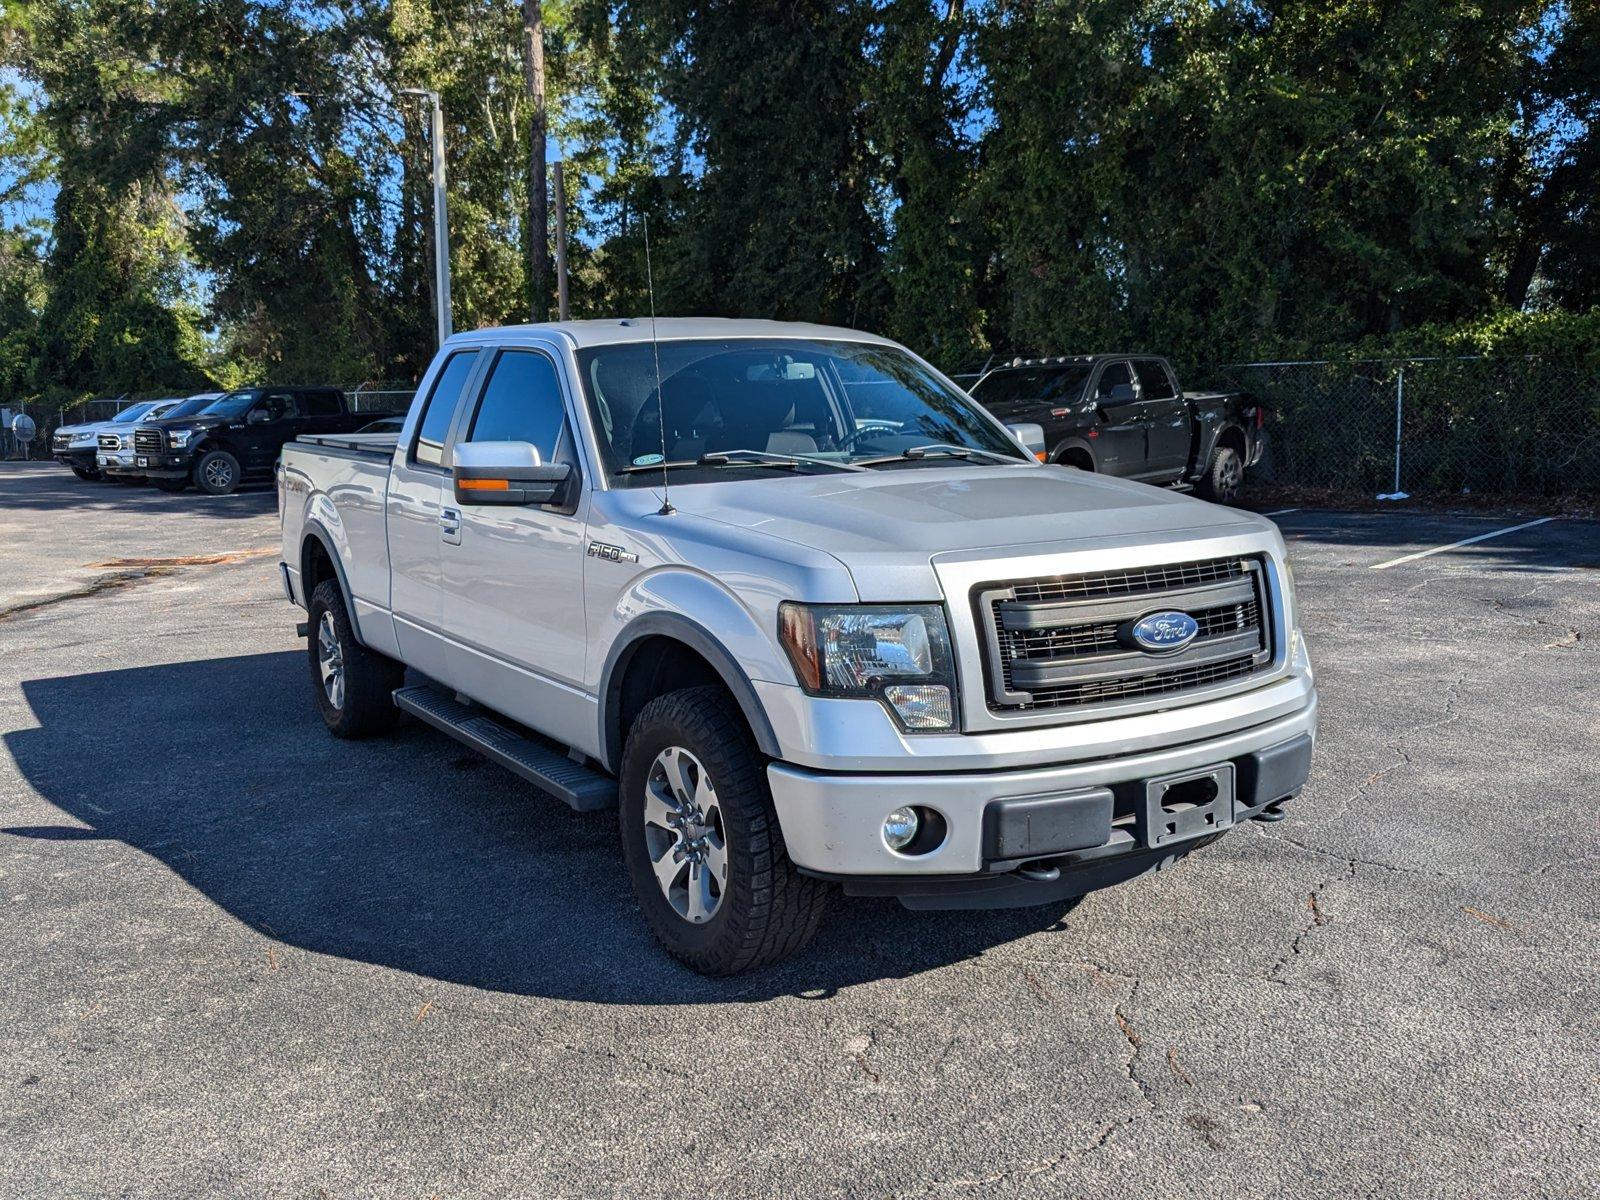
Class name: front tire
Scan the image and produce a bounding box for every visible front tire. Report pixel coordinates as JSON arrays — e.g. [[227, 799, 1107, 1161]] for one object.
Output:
[[619, 686, 830, 975], [70, 466, 99, 481], [307, 579, 404, 738], [195, 449, 241, 495], [1196, 442, 1244, 503]]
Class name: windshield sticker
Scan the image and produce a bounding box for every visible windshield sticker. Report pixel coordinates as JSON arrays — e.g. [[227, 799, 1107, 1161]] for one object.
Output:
[[632, 453, 665, 467]]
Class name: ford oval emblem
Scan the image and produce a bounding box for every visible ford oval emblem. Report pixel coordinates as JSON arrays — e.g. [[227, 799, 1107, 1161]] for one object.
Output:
[[1128, 610, 1199, 653]]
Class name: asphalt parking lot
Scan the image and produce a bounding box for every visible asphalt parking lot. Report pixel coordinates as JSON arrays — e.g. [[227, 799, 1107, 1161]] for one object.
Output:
[[1, 461, 1596, 1199]]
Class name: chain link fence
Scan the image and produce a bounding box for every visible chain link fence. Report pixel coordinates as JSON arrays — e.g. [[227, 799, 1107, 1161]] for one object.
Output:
[[1, 385, 417, 460], [1204, 358, 1600, 498]]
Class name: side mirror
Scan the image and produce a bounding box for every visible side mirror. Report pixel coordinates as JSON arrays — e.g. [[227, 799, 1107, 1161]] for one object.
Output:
[[1104, 383, 1137, 404], [247, 408, 272, 425], [452, 440, 571, 506], [1005, 422, 1047, 461]]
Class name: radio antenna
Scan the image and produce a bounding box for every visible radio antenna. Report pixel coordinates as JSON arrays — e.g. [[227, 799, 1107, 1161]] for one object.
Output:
[[643, 214, 673, 516]]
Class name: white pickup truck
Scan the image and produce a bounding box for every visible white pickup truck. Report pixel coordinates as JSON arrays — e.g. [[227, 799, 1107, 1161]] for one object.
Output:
[[278, 319, 1316, 975]]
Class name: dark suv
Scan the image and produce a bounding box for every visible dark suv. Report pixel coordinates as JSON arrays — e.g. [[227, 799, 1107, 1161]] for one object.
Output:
[[132, 386, 366, 495]]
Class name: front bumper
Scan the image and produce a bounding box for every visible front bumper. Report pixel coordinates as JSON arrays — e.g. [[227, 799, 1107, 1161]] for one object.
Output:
[[768, 694, 1316, 903], [54, 448, 98, 469], [130, 452, 195, 479], [98, 451, 141, 475]]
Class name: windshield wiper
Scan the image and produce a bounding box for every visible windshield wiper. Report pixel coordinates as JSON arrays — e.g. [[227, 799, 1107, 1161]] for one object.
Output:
[[854, 443, 1018, 467], [614, 449, 865, 475], [698, 448, 866, 472]]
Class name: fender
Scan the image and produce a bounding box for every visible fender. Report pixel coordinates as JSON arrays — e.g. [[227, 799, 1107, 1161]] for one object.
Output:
[[598, 611, 783, 771], [299, 519, 364, 645], [1051, 435, 1098, 469]]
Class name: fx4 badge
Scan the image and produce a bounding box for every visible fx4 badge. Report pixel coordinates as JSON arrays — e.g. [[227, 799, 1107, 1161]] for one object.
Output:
[[587, 540, 639, 564]]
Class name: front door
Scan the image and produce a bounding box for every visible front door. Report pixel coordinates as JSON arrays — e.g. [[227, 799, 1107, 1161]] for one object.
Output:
[[439, 346, 591, 748], [241, 391, 300, 472], [1091, 360, 1145, 476]]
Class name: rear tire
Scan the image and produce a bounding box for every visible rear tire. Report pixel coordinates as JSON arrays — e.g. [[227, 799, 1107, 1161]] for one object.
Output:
[[1196, 443, 1244, 503], [619, 686, 830, 975], [153, 478, 188, 493], [195, 449, 241, 495], [307, 579, 404, 738]]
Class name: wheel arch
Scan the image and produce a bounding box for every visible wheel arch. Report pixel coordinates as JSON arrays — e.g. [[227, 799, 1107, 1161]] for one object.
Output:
[[299, 523, 364, 644], [599, 613, 782, 774], [1051, 437, 1097, 470]]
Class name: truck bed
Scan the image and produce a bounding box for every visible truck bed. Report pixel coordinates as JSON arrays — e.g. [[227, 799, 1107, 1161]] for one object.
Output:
[[294, 432, 400, 457]]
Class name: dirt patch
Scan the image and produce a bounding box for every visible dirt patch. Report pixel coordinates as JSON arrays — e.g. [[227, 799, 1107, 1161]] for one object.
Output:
[[86, 547, 277, 569]]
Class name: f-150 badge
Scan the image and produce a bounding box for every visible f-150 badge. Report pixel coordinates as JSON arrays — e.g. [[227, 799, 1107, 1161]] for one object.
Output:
[[587, 541, 639, 564]]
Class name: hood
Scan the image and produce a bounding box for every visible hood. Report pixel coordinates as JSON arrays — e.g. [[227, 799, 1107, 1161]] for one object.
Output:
[[681, 463, 1268, 599], [144, 414, 226, 432], [54, 420, 111, 439]]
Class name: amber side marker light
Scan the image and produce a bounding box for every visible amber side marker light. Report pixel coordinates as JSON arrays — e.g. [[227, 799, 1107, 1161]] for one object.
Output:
[[459, 478, 510, 491]]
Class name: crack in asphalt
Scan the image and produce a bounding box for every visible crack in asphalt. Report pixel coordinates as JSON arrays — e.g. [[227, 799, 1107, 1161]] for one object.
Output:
[[891, 1116, 1136, 1198], [1113, 981, 1157, 1109], [0, 548, 275, 623]]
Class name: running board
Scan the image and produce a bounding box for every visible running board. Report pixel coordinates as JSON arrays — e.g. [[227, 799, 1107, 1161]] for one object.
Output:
[[393, 685, 617, 812]]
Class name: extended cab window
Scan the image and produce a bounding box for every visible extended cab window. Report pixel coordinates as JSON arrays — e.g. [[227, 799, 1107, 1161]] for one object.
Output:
[[413, 350, 480, 467], [257, 392, 300, 421], [464, 350, 567, 462], [1134, 360, 1176, 401]]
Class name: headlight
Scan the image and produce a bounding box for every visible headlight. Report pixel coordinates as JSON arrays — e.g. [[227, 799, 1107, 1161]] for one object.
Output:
[[169, 430, 192, 448], [778, 603, 958, 732]]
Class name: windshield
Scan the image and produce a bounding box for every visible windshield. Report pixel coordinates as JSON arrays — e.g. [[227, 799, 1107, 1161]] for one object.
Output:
[[971, 364, 1092, 407], [110, 402, 159, 424], [575, 338, 1028, 485], [199, 391, 258, 418], [158, 396, 215, 419]]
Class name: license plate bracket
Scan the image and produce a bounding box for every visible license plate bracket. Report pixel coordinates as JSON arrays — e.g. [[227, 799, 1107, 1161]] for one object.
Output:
[[136, 456, 147, 467], [1139, 763, 1236, 849]]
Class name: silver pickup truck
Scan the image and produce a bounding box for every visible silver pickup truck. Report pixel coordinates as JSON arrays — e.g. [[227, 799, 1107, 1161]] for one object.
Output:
[[278, 319, 1316, 975]]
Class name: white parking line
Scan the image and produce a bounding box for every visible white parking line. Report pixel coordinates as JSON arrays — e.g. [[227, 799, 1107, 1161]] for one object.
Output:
[[1263, 508, 1299, 517], [1369, 517, 1556, 570]]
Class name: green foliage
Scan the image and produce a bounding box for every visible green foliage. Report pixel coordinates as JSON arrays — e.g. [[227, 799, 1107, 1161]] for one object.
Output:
[[1, 0, 1597, 400]]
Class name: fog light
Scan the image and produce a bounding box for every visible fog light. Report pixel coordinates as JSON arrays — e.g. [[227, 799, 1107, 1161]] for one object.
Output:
[[883, 806, 920, 851]]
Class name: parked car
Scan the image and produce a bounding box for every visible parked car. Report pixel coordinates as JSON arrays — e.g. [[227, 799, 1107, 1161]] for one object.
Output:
[[97, 394, 221, 483], [51, 400, 169, 480], [279, 319, 1316, 975], [355, 415, 405, 434], [133, 385, 364, 495], [967, 355, 1265, 502]]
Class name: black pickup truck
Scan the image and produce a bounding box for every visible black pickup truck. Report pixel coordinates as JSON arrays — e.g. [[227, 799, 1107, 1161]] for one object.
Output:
[[131, 386, 367, 495], [967, 355, 1264, 501]]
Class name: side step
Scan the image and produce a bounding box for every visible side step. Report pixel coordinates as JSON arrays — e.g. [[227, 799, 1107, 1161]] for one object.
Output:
[[393, 685, 617, 812]]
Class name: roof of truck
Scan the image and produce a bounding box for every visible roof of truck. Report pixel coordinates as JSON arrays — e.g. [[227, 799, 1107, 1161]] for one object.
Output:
[[444, 317, 901, 351]]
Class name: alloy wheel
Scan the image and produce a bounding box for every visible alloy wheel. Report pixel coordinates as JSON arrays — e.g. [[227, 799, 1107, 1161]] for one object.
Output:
[[204, 457, 235, 491], [641, 746, 727, 924], [316, 610, 345, 709]]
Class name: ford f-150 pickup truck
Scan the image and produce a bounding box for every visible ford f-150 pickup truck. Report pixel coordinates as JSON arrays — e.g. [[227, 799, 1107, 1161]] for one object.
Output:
[[279, 319, 1316, 975], [968, 355, 1264, 502]]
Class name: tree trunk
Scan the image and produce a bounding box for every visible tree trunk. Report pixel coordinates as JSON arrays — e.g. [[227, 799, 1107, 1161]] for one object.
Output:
[[520, 0, 549, 321]]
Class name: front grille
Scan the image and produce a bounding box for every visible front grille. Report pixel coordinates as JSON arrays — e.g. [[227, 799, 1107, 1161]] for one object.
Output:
[[133, 428, 164, 454], [976, 555, 1273, 714], [98, 432, 122, 451]]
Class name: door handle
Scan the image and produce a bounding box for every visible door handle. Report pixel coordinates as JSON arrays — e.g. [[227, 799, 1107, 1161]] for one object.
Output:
[[440, 507, 462, 545]]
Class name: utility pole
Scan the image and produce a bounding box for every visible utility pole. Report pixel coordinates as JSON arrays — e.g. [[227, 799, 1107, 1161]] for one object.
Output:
[[400, 88, 453, 347], [553, 161, 570, 320], [520, 0, 549, 321]]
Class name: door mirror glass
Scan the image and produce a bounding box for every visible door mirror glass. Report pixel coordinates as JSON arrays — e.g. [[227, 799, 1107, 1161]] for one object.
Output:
[[452, 440, 571, 506], [247, 407, 272, 425], [1105, 383, 1137, 404]]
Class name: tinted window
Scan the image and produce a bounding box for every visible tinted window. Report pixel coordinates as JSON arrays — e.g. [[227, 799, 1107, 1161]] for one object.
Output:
[[201, 391, 259, 418], [971, 365, 1091, 407], [1096, 362, 1134, 398], [466, 351, 568, 461], [1134, 360, 1175, 400], [413, 350, 480, 466], [257, 392, 300, 421], [303, 390, 343, 417]]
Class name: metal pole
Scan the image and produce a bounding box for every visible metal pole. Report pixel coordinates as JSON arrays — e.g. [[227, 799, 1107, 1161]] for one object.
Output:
[[428, 93, 453, 346], [553, 161, 570, 321], [1392, 366, 1404, 496]]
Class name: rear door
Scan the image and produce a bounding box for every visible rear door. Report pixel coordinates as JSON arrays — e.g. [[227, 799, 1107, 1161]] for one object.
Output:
[[297, 389, 348, 440], [387, 348, 484, 669], [1135, 359, 1191, 478], [437, 345, 591, 746], [1090, 360, 1144, 476]]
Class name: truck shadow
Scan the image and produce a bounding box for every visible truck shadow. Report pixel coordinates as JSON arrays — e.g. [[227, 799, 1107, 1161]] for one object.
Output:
[[6, 653, 1070, 1003]]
